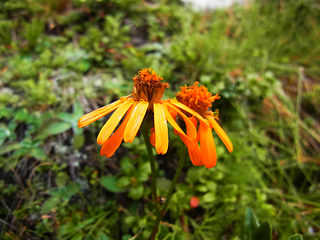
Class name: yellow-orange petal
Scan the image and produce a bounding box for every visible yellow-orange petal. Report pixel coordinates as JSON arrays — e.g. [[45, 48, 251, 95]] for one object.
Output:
[[169, 99, 209, 127], [97, 99, 133, 145], [78, 99, 124, 128], [150, 128, 155, 147], [124, 100, 149, 143], [163, 103, 194, 149], [166, 103, 197, 139], [164, 103, 203, 165], [176, 131, 202, 166], [163, 103, 185, 135], [199, 121, 217, 169], [207, 115, 233, 153], [188, 144, 203, 166], [154, 103, 169, 154], [100, 103, 136, 157]]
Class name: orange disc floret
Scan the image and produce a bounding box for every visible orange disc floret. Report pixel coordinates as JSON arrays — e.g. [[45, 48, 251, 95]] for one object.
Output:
[[134, 68, 164, 83], [176, 81, 220, 116], [132, 68, 169, 103]]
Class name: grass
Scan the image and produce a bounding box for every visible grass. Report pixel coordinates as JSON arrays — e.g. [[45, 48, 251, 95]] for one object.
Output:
[[0, 0, 319, 239]]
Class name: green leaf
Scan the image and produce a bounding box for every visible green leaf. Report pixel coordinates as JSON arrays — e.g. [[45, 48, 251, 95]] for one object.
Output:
[[203, 192, 216, 202], [157, 178, 171, 191], [129, 185, 144, 200], [30, 147, 46, 160], [0, 143, 20, 155], [57, 112, 73, 123], [73, 100, 84, 121], [0, 124, 11, 145], [55, 172, 69, 188], [195, 185, 208, 192], [244, 208, 260, 240], [101, 176, 125, 193], [73, 132, 84, 149], [289, 234, 303, 240], [117, 176, 131, 188], [98, 233, 110, 240], [253, 221, 272, 240], [46, 122, 72, 136], [41, 196, 60, 214]]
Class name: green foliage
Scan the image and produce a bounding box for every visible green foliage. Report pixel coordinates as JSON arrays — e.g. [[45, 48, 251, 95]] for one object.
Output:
[[21, 18, 45, 50], [1, 0, 319, 239], [244, 208, 271, 240]]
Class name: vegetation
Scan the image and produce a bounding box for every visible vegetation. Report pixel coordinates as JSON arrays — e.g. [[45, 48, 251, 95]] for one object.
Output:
[[0, 0, 319, 239]]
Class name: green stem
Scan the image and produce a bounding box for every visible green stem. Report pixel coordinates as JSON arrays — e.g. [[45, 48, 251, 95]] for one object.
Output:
[[142, 129, 157, 202], [150, 144, 187, 240]]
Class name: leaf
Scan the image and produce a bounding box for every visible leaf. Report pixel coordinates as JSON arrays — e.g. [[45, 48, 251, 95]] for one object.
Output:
[[98, 233, 110, 240], [0, 143, 20, 155], [46, 122, 72, 136], [73, 100, 84, 121], [57, 112, 73, 123], [129, 185, 144, 200], [157, 178, 171, 191], [73, 132, 84, 149], [41, 196, 60, 214], [117, 176, 131, 188], [0, 124, 11, 145], [203, 192, 216, 202], [289, 234, 303, 240], [244, 208, 260, 240], [30, 147, 46, 160], [253, 221, 272, 240], [101, 176, 125, 193]]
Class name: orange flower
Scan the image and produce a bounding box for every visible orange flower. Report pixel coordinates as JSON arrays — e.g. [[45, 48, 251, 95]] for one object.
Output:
[[78, 68, 203, 157], [175, 82, 233, 168]]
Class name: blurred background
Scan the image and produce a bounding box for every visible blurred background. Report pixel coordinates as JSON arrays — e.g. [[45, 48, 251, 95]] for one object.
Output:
[[0, 0, 319, 239]]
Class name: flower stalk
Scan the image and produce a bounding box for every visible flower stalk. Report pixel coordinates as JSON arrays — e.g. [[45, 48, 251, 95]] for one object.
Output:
[[142, 128, 158, 203], [150, 143, 187, 240]]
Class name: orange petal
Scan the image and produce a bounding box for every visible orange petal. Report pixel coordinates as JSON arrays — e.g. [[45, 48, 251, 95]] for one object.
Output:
[[207, 115, 233, 153], [100, 103, 136, 157], [163, 103, 185, 135], [164, 103, 198, 149], [124, 100, 149, 143], [97, 99, 133, 145], [188, 145, 203, 166], [199, 121, 217, 169], [78, 99, 124, 128], [169, 99, 209, 127], [178, 132, 202, 166], [166, 103, 197, 139], [154, 103, 169, 154], [150, 128, 155, 147]]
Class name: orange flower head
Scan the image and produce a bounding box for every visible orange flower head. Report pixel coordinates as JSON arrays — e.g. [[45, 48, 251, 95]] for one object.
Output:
[[132, 68, 169, 104], [174, 82, 233, 169], [78, 68, 206, 158], [176, 81, 220, 117]]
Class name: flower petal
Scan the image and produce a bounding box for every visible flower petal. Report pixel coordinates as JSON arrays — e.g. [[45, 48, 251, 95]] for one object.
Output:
[[78, 99, 124, 128], [97, 99, 133, 145], [100, 103, 136, 157], [199, 121, 217, 169], [154, 103, 169, 154], [207, 115, 233, 153], [188, 146, 203, 166], [124, 100, 149, 143], [150, 128, 155, 147], [182, 135, 203, 166], [163, 103, 195, 148], [164, 103, 203, 166], [169, 99, 209, 127], [166, 103, 197, 139]]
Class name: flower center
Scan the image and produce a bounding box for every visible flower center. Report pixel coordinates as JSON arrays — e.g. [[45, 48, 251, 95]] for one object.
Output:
[[132, 68, 169, 103], [176, 81, 220, 116]]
